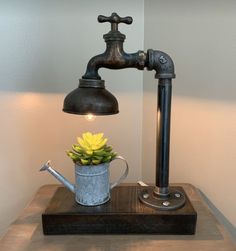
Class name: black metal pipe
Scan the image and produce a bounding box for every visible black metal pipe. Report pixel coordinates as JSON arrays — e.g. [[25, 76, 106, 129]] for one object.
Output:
[[156, 79, 172, 191]]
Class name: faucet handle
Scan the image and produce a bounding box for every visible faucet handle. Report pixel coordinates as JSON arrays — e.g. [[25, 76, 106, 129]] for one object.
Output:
[[98, 13, 132, 31]]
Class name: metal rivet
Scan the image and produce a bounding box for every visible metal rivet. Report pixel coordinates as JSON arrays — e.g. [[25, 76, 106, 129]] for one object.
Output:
[[163, 201, 170, 206], [175, 193, 181, 198], [143, 193, 149, 199]]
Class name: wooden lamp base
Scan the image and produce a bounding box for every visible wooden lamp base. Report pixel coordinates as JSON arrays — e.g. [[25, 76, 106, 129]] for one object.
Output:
[[42, 185, 197, 235]]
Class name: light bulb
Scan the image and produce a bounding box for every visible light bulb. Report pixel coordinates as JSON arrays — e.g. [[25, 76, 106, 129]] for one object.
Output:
[[85, 113, 96, 122]]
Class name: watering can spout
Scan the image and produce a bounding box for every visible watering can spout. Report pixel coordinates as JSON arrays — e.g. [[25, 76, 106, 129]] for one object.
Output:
[[40, 160, 75, 194]]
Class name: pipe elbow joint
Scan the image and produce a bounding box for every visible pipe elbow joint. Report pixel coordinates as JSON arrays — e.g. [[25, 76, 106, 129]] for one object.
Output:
[[146, 49, 175, 79]]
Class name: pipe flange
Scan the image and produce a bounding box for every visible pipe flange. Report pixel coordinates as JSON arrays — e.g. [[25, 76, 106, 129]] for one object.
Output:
[[139, 186, 185, 210]]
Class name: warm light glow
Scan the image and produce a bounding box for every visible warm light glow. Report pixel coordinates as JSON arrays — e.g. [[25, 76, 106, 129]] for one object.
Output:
[[85, 113, 96, 121], [18, 92, 42, 109]]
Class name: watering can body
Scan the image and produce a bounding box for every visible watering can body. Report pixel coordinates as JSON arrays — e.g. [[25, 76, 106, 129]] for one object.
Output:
[[40, 158, 128, 206]]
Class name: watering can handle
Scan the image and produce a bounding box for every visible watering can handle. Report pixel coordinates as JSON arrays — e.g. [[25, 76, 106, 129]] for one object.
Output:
[[110, 156, 129, 189]]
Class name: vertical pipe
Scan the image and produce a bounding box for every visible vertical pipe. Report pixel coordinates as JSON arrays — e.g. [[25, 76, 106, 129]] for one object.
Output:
[[155, 78, 172, 195]]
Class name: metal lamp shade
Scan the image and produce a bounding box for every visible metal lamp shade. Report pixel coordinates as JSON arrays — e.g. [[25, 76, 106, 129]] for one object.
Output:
[[63, 79, 119, 115]]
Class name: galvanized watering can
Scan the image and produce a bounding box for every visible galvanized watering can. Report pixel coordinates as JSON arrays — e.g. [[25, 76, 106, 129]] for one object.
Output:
[[40, 156, 128, 206]]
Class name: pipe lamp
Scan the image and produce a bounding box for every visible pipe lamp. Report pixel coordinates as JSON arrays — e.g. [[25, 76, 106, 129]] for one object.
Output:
[[63, 13, 185, 210]]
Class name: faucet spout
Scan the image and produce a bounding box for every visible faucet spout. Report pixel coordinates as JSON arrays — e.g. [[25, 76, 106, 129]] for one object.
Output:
[[82, 13, 146, 80], [82, 50, 146, 80], [40, 161, 75, 194]]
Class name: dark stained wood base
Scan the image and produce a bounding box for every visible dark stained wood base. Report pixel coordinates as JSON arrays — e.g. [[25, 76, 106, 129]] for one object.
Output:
[[42, 185, 197, 235]]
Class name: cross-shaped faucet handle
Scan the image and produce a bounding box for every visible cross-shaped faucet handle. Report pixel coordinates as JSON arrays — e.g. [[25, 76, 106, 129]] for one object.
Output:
[[98, 13, 132, 31]]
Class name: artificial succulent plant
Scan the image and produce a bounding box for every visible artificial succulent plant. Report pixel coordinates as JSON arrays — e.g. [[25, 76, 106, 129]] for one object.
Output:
[[67, 132, 117, 165]]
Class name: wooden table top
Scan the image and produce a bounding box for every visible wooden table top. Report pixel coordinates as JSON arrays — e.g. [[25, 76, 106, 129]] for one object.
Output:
[[0, 183, 235, 251]]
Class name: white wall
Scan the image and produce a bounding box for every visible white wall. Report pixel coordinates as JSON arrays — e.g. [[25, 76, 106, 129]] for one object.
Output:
[[143, 0, 236, 239], [0, 0, 144, 236]]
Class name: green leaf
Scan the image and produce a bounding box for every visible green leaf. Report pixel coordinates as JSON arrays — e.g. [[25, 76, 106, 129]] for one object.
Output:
[[93, 155, 103, 160], [92, 159, 101, 165], [81, 159, 90, 165], [102, 155, 112, 163]]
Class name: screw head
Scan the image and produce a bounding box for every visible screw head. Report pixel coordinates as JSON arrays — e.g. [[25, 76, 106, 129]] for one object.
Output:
[[143, 193, 149, 199], [175, 193, 181, 198], [163, 201, 170, 207]]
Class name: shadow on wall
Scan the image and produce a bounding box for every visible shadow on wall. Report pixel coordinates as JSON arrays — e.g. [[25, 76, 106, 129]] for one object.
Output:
[[144, 65, 236, 103], [0, 1, 103, 93], [144, 0, 236, 102], [0, 20, 88, 94], [0, 1, 144, 94]]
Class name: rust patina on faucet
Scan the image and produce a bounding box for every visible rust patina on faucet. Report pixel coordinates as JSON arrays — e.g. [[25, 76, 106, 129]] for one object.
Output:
[[59, 13, 185, 210], [82, 13, 175, 80]]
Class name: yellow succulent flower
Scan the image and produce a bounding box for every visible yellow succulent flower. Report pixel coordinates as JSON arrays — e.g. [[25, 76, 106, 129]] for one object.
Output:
[[67, 132, 117, 165], [77, 132, 108, 151]]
